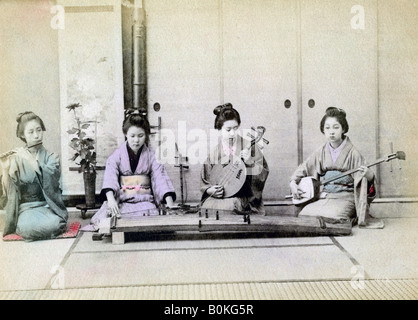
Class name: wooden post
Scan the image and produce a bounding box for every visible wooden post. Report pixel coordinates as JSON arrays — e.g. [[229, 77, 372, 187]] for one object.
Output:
[[132, 3, 147, 111], [112, 232, 125, 245]]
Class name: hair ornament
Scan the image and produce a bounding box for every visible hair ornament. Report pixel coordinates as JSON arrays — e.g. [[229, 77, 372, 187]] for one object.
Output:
[[124, 108, 143, 119], [220, 103, 233, 110]]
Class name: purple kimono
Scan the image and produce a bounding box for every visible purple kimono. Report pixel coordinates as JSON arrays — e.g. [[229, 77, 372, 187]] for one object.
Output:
[[83, 142, 176, 231]]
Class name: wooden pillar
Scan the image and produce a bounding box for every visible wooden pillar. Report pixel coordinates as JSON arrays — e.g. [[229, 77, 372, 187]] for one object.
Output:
[[133, 3, 147, 113]]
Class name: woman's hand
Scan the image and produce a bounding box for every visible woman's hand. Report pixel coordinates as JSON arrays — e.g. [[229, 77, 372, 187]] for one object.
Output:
[[240, 149, 255, 166], [240, 149, 251, 162], [290, 180, 303, 200], [165, 196, 175, 208], [106, 191, 121, 218], [15, 148, 40, 175], [206, 185, 224, 198], [359, 165, 374, 182]]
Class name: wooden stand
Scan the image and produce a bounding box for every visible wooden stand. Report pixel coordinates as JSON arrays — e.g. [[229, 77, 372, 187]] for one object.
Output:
[[94, 210, 352, 245], [76, 203, 102, 219], [69, 166, 105, 219]]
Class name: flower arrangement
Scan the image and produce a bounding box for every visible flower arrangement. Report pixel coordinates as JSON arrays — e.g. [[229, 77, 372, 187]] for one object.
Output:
[[66, 103, 97, 174]]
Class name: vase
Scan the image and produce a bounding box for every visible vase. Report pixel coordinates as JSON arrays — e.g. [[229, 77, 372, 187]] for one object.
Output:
[[83, 167, 96, 207]]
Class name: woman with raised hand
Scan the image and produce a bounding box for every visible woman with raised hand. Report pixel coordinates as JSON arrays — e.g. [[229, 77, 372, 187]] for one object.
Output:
[[0, 112, 68, 240], [200, 103, 269, 215]]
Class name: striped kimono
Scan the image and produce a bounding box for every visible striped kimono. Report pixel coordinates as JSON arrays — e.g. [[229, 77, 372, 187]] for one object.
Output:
[[290, 137, 384, 228]]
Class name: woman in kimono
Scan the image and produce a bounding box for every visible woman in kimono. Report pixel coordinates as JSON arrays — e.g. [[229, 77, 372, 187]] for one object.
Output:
[[0, 112, 68, 240], [83, 110, 176, 231], [200, 103, 269, 215], [289, 107, 384, 228]]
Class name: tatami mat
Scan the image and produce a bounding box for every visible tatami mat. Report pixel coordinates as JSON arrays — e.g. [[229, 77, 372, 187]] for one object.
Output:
[[0, 279, 416, 300], [60, 243, 354, 288], [1, 211, 417, 299], [0, 237, 75, 291], [337, 218, 418, 279]]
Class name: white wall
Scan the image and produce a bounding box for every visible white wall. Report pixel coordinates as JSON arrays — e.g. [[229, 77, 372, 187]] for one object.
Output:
[[1, 0, 416, 201], [0, 0, 61, 157], [57, 0, 125, 195]]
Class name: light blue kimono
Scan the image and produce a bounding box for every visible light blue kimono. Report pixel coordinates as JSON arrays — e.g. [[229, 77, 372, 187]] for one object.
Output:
[[1, 146, 68, 240]]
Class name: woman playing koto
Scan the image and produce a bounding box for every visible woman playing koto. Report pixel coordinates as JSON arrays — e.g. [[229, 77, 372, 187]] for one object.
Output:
[[0, 112, 68, 240], [83, 110, 176, 231], [289, 107, 384, 228]]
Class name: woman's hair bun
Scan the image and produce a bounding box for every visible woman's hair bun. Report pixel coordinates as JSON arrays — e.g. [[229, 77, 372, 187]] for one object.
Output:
[[326, 106, 346, 117], [213, 103, 233, 116], [16, 112, 31, 123], [213, 105, 222, 116]]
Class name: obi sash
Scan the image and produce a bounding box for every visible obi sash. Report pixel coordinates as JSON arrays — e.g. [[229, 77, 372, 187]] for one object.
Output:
[[322, 171, 354, 193], [120, 175, 151, 195], [20, 181, 46, 203]]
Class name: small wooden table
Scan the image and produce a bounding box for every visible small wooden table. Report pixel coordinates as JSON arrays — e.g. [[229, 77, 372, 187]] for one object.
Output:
[[76, 203, 102, 219]]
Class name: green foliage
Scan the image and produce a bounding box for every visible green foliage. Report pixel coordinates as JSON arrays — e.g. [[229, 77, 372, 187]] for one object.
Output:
[[66, 103, 97, 173]]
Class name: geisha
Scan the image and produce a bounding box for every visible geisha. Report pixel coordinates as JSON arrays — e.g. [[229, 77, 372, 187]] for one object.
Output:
[[0, 112, 68, 240], [200, 103, 269, 215], [289, 107, 384, 228], [82, 110, 176, 231]]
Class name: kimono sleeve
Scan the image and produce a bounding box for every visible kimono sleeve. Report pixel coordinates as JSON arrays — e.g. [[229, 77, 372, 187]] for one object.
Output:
[[200, 159, 214, 200], [39, 152, 68, 221], [39, 152, 61, 178], [349, 149, 377, 202], [100, 151, 122, 199], [0, 169, 7, 209], [200, 143, 223, 199], [2, 176, 19, 236], [290, 147, 324, 182], [149, 149, 176, 204], [1, 156, 26, 235]]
